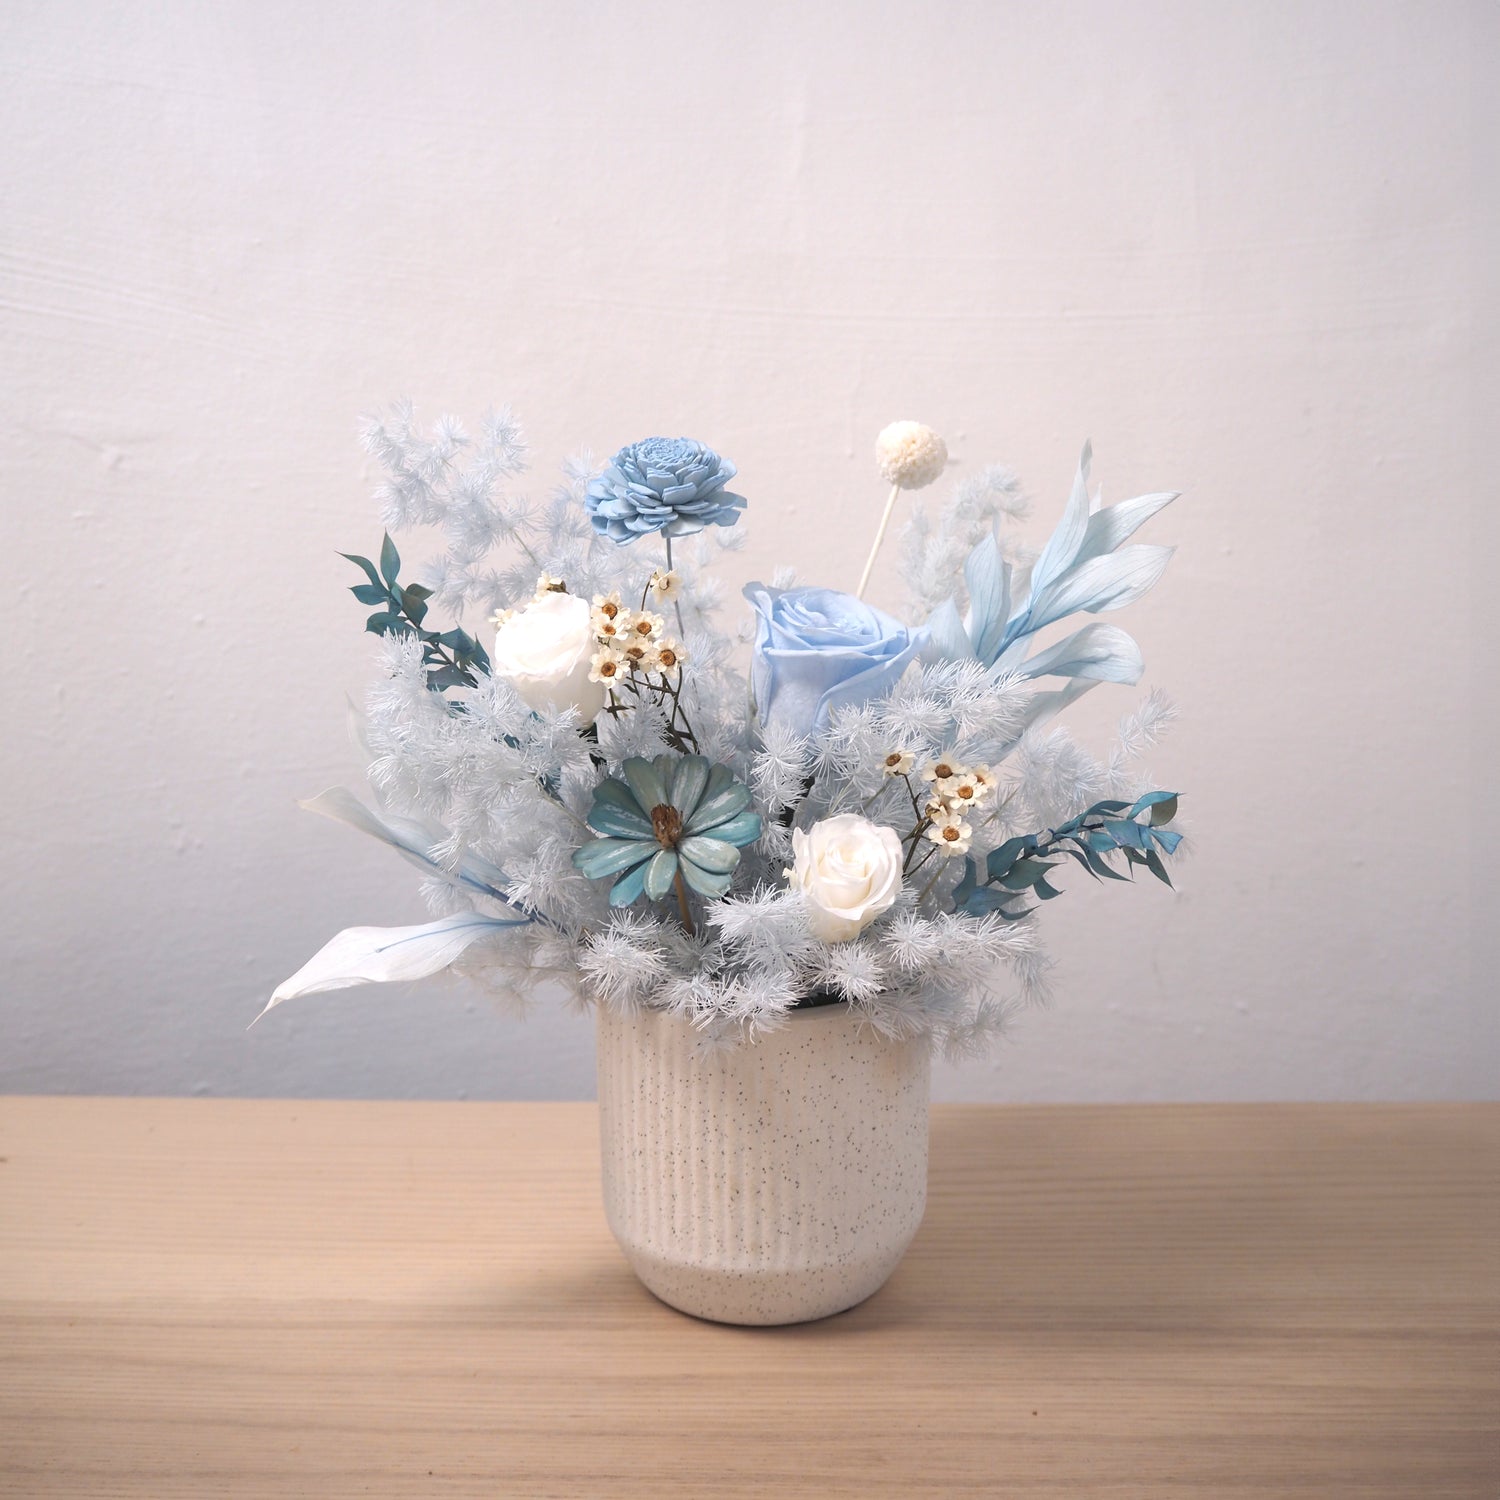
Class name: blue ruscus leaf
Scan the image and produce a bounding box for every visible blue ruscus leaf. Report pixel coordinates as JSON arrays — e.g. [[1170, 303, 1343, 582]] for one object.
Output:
[[1128, 790, 1180, 825], [987, 835, 1036, 882], [379, 532, 401, 586], [1102, 819, 1151, 851], [341, 552, 381, 588]]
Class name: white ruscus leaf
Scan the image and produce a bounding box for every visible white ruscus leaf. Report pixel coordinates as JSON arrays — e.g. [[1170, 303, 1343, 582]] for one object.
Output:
[[259, 912, 528, 1018]]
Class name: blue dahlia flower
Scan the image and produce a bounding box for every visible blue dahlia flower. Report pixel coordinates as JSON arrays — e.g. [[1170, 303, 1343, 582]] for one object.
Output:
[[585, 437, 746, 544]]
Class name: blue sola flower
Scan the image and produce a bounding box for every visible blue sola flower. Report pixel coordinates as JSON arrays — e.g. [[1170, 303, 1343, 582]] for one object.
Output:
[[585, 437, 746, 544], [572, 755, 761, 905]]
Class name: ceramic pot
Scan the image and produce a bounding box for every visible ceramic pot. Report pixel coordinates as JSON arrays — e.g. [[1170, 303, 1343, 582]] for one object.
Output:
[[595, 1001, 930, 1325]]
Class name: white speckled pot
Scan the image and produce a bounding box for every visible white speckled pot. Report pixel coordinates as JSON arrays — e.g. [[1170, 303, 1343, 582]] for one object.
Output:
[[596, 1002, 930, 1325]]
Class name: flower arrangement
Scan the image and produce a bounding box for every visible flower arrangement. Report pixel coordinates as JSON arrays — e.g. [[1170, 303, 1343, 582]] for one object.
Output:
[[265, 409, 1184, 1055]]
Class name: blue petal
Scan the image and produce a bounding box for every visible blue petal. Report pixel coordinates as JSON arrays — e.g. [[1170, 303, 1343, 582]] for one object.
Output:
[[573, 838, 656, 878], [678, 835, 741, 874], [643, 848, 679, 899], [623, 757, 667, 813], [586, 801, 655, 839], [669, 756, 710, 819], [679, 859, 733, 899], [684, 781, 751, 834], [705, 808, 762, 847], [592, 777, 649, 821], [609, 862, 651, 907]]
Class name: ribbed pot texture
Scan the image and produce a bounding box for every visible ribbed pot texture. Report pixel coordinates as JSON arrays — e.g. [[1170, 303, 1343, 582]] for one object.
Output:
[[596, 1002, 931, 1325]]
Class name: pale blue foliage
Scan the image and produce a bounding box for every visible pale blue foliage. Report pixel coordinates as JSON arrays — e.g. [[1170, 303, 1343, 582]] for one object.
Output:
[[925, 445, 1178, 701]]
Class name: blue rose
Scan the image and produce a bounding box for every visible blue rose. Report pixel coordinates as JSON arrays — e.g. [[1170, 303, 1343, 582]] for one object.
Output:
[[743, 584, 926, 736], [586, 437, 746, 544]]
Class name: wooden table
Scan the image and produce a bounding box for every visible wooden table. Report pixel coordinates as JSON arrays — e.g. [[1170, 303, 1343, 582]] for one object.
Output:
[[1, 1100, 1495, 1497]]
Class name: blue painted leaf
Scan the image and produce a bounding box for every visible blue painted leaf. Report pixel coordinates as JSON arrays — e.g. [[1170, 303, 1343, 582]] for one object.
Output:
[[925, 597, 974, 662], [963, 532, 1011, 665], [351, 582, 388, 605], [366, 610, 402, 636], [1082, 799, 1133, 817], [1034, 875, 1064, 900], [1074, 490, 1178, 568], [1149, 827, 1183, 854], [1017, 623, 1143, 685], [1028, 544, 1175, 631], [1145, 848, 1174, 887], [299, 788, 513, 905], [1028, 442, 1093, 599]]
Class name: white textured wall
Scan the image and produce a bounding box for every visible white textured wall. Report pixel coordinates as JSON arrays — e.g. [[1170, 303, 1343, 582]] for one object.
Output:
[[2, 1, 1493, 1101]]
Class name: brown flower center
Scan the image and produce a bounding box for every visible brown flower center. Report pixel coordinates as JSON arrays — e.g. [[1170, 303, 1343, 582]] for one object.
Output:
[[934, 762, 955, 779], [650, 803, 683, 849], [942, 825, 962, 842], [657, 648, 678, 669], [634, 618, 654, 636], [598, 600, 620, 618]]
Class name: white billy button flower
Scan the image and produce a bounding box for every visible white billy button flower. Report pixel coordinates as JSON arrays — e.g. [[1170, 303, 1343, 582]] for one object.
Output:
[[925, 812, 973, 857], [882, 750, 915, 777], [490, 589, 608, 721], [786, 813, 904, 944], [874, 421, 948, 491], [648, 569, 681, 602]]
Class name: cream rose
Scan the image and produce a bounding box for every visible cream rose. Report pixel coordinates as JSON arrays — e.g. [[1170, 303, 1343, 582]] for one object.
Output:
[[788, 813, 904, 943], [490, 590, 607, 721]]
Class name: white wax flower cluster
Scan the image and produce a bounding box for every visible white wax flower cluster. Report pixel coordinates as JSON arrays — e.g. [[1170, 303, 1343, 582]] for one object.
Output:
[[920, 757, 997, 858], [786, 813, 904, 943], [588, 591, 688, 686], [874, 420, 947, 490]]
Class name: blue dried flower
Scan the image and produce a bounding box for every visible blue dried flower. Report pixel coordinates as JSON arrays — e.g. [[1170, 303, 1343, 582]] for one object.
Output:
[[572, 754, 761, 904], [585, 437, 746, 544]]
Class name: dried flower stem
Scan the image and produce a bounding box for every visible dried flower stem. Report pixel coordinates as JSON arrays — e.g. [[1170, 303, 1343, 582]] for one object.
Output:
[[856, 482, 902, 600]]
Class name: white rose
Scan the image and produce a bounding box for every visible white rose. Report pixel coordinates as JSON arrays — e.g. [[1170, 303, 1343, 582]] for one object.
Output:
[[490, 590, 607, 721], [788, 813, 904, 943]]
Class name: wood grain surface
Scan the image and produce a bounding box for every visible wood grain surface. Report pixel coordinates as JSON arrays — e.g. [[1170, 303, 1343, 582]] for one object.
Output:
[[1, 1099, 1495, 1497]]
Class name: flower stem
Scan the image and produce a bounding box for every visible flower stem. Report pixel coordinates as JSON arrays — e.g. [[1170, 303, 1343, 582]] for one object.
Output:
[[673, 866, 696, 936], [856, 482, 902, 600], [663, 534, 686, 636]]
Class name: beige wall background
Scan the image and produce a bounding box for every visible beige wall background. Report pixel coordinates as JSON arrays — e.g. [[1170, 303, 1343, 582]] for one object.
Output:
[[3, 0, 1494, 1100]]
